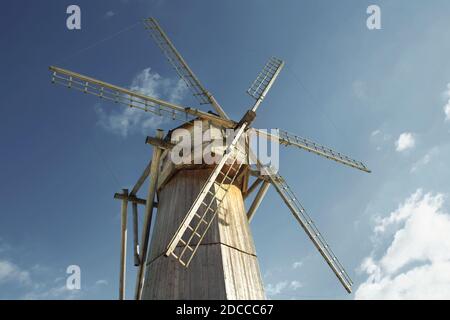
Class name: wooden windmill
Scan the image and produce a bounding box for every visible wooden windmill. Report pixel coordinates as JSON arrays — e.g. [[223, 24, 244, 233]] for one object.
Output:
[[49, 18, 370, 300]]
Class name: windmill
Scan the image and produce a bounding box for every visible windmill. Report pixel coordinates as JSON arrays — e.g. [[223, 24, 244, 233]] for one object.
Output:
[[49, 17, 370, 300]]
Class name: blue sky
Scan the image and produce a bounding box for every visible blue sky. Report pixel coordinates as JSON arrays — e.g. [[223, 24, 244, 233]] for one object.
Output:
[[2, 0, 450, 299]]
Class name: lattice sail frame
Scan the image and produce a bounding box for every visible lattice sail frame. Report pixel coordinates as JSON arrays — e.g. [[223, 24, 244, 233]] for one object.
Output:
[[49, 66, 234, 129], [260, 165, 353, 293], [247, 57, 284, 101], [143, 18, 229, 119], [254, 129, 370, 173]]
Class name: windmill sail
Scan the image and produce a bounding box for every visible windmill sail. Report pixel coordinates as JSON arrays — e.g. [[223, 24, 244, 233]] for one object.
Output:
[[255, 129, 370, 173], [49, 66, 235, 129], [261, 166, 353, 293], [247, 57, 284, 102], [143, 18, 229, 119]]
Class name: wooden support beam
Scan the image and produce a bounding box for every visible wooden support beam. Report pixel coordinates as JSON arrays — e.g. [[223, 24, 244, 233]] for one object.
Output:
[[132, 202, 140, 267], [249, 169, 266, 179], [113, 193, 156, 207], [130, 160, 152, 196], [243, 178, 263, 200], [249, 169, 277, 183], [234, 167, 248, 188], [246, 181, 270, 222], [128, 134, 174, 198], [242, 169, 250, 196], [119, 189, 128, 300], [239, 140, 250, 194], [145, 136, 175, 150], [135, 130, 164, 300]]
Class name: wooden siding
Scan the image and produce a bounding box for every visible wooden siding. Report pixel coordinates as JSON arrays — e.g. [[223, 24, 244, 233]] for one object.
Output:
[[142, 168, 265, 300]]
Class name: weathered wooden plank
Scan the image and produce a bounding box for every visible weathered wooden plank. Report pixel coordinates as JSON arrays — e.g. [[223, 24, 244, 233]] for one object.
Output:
[[119, 189, 128, 300], [113, 193, 152, 206], [130, 160, 152, 196], [246, 181, 271, 222], [145, 136, 176, 150], [243, 178, 263, 200], [132, 202, 140, 267], [135, 130, 164, 300], [142, 167, 264, 299]]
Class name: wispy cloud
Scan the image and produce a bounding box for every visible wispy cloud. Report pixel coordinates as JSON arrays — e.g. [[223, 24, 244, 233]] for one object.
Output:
[[371, 129, 381, 137], [290, 280, 303, 290], [0, 257, 81, 300], [265, 280, 303, 297], [356, 189, 450, 299], [23, 276, 110, 300], [395, 132, 415, 152], [292, 261, 303, 269], [23, 283, 81, 300], [95, 279, 108, 286], [104, 11, 115, 19], [352, 80, 367, 100], [443, 83, 450, 121], [265, 281, 288, 296], [0, 240, 90, 299], [445, 105, 450, 121], [95, 103, 164, 137], [410, 147, 439, 173], [0, 260, 31, 285], [370, 129, 391, 151], [95, 67, 188, 137]]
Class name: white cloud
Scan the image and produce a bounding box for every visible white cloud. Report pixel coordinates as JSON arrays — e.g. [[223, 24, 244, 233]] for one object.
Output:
[[443, 83, 450, 121], [95, 103, 163, 137], [95, 279, 108, 286], [105, 11, 115, 18], [23, 275, 111, 300], [371, 130, 380, 137], [95, 67, 188, 137], [128, 68, 187, 106], [370, 129, 391, 151], [352, 80, 367, 100], [0, 258, 80, 299], [445, 104, 450, 121], [0, 260, 31, 285], [410, 147, 439, 173], [0, 240, 108, 299], [355, 189, 450, 299], [395, 132, 415, 152], [373, 189, 426, 234], [265, 281, 288, 296], [292, 261, 303, 269], [290, 280, 303, 290], [23, 284, 81, 300], [129, 67, 161, 97], [265, 279, 303, 297]]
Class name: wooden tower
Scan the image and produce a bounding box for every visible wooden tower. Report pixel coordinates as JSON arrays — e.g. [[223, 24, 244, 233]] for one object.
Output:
[[48, 17, 371, 300], [141, 120, 265, 299]]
